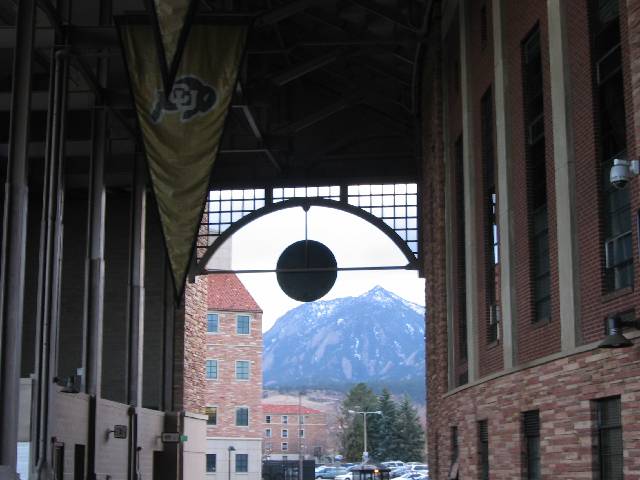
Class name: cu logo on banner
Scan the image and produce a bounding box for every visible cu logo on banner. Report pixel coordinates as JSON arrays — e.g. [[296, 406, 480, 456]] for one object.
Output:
[[150, 75, 217, 124]]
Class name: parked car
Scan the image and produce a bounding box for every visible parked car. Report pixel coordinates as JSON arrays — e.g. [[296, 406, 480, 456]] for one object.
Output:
[[316, 467, 349, 479], [381, 462, 404, 469], [316, 466, 330, 475], [389, 467, 408, 477], [335, 472, 353, 480], [391, 473, 429, 480], [406, 465, 429, 473]]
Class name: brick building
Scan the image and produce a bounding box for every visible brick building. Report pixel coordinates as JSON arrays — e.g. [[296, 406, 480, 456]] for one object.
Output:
[[204, 273, 263, 480], [421, 0, 640, 478], [262, 404, 328, 462]]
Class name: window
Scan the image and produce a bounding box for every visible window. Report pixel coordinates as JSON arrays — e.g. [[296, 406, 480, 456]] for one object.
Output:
[[236, 407, 249, 427], [282, 429, 288, 438], [265, 428, 272, 438], [237, 315, 250, 335], [596, 396, 623, 479], [206, 454, 216, 473], [282, 443, 288, 451], [451, 426, 459, 463], [265, 415, 271, 424], [282, 415, 288, 424], [300, 416, 305, 425], [235, 454, 248, 473], [299, 429, 304, 438], [590, 0, 632, 291], [449, 426, 459, 479], [478, 420, 489, 480], [207, 313, 219, 333], [235, 360, 250, 380], [481, 87, 500, 343], [523, 411, 540, 480], [522, 25, 551, 323], [205, 406, 217, 426], [205, 360, 218, 380]]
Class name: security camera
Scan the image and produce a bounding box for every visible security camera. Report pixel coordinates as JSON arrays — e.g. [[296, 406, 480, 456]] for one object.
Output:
[[610, 158, 640, 189]]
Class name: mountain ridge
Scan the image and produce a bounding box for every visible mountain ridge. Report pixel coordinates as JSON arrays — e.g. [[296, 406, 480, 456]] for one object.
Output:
[[263, 286, 426, 401]]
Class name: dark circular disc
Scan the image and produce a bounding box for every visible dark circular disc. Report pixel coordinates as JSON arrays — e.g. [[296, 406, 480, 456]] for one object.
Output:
[[276, 240, 337, 302]]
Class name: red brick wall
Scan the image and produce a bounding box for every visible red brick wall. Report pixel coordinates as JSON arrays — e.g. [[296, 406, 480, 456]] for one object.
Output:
[[430, 344, 640, 479], [174, 275, 209, 413], [262, 409, 328, 457], [205, 310, 263, 439], [424, 0, 640, 478], [571, 0, 640, 344], [422, 2, 447, 476], [503, 0, 562, 364]]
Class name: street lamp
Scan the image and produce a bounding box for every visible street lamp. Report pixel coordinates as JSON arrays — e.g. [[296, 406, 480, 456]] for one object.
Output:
[[348, 409, 382, 464], [228, 446, 236, 480]]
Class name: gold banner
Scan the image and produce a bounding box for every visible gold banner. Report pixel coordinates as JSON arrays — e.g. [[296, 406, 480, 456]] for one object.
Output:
[[150, 0, 196, 89], [120, 23, 247, 297]]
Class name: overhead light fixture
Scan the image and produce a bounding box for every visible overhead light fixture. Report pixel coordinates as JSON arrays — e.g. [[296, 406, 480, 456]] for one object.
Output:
[[598, 315, 639, 349]]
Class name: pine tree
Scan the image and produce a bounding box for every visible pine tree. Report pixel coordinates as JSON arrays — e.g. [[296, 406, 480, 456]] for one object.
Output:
[[374, 389, 399, 461], [394, 396, 425, 462]]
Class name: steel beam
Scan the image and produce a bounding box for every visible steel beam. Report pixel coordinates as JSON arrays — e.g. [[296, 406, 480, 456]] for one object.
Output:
[[273, 95, 360, 134], [270, 50, 344, 86], [126, 154, 146, 408], [348, 0, 419, 34], [254, 0, 320, 27], [0, 0, 36, 476]]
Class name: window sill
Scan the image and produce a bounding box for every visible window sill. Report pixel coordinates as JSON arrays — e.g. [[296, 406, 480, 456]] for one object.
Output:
[[531, 317, 551, 328], [602, 286, 633, 303]]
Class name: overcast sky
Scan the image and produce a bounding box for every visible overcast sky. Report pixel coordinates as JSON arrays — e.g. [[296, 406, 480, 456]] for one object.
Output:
[[208, 206, 425, 332]]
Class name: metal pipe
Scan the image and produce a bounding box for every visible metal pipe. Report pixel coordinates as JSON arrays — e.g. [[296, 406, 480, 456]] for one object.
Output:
[[0, 0, 36, 475], [33, 46, 69, 480], [126, 153, 146, 407]]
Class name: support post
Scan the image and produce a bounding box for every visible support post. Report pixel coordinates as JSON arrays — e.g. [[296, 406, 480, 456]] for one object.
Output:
[[459, 0, 479, 382], [127, 153, 146, 407], [0, 0, 36, 476], [492, 0, 518, 368]]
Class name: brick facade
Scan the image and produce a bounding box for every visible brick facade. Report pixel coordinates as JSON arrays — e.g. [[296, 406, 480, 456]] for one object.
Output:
[[261, 404, 328, 461], [424, 0, 640, 478]]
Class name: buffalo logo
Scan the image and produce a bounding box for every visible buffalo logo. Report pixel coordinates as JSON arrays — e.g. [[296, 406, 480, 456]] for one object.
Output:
[[150, 76, 217, 124]]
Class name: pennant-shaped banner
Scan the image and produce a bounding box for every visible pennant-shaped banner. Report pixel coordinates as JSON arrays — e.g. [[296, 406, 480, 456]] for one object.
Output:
[[119, 22, 248, 298], [147, 0, 198, 93]]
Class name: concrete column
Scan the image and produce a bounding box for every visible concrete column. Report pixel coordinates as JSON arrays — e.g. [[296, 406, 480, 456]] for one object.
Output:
[[0, 0, 36, 475], [459, 0, 479, 381], [547, 0, 581, 350], [441, 29, 456, 390], [492, 0, 518, 368]]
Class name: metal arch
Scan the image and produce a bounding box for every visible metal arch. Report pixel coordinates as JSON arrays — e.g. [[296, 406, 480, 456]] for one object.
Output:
[[196, 197, 419, 273]]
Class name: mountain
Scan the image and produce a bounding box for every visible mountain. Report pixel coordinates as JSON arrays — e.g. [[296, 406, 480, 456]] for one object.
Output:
[[263, 286, 426, 401]]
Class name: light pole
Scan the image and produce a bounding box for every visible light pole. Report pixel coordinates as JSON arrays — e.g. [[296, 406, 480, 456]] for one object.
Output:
[[348, 409, 382, 464], [228, 445, 236, 480]]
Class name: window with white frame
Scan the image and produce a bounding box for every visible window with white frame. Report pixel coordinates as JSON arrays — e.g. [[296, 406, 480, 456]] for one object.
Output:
[[282, 415, 288, 424], [282, 443, 288, 451], [205, 359, 218, 380], [205, 406, 217, 426], [235, 454, 248, 473], [265, 415, 271, 424], [206, 454, 216, 473], [265, 428, 272, 438], [236, 360, 250, 380], [207, 313, 219, 333], [282, 429, 288, 438], [299, 429, 304, 438], [236, 407, 249, 426], [236, 315, 250, 334]]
